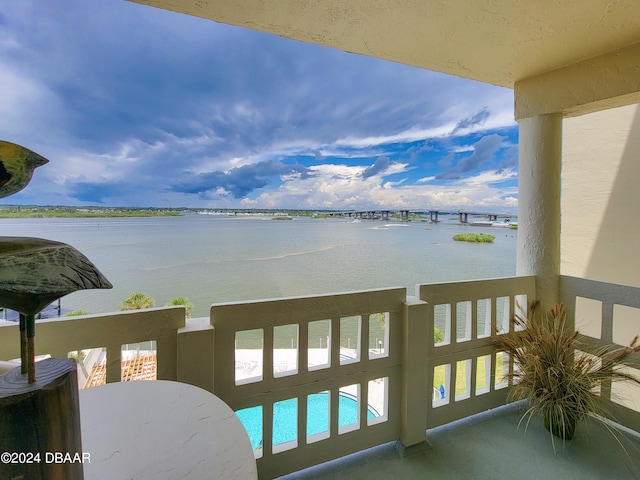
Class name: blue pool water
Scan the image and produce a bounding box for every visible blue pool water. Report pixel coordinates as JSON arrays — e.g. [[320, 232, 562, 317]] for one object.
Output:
[[236, 392, 377, 449]]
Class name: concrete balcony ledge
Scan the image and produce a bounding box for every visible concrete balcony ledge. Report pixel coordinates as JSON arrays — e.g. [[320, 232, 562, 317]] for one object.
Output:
[[280, 401, 640, 480]]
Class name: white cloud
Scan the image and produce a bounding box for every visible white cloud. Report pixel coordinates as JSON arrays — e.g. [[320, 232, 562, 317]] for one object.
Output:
[[417, 176, 436, 183], [456, 168, 517, 187], [242, 162, 518, 212], [334, 125, 452, 149]]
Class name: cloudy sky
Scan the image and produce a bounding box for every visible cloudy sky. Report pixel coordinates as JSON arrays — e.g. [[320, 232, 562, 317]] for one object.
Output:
[[0, 0, 519, 212]]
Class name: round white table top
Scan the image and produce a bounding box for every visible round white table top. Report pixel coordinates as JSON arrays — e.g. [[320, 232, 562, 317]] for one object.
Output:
[[79, 380, 257, 480]]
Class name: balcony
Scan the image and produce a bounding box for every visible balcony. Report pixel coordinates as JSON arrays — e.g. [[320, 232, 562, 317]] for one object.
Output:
[[1, 274, 639, 479], [280, 402, 640, 480]]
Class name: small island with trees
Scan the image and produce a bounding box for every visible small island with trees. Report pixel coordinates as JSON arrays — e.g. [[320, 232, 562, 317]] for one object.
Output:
[[452, 233, 495, 243]]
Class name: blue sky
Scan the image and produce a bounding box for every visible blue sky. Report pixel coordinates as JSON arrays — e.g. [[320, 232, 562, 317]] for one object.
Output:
[[0, 0, 518, 212]]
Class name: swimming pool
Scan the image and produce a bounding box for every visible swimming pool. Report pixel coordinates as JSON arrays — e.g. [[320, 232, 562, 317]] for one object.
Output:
[[236, 392, 378, 449]]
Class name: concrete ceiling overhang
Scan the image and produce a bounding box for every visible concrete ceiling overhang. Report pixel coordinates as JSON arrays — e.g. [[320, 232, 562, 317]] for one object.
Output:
[[129, 0, 640, 117]]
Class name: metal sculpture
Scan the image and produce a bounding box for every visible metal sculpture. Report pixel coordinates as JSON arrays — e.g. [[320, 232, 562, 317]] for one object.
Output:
[[0, 141, 48, 198], [0, 237, 113, 382]]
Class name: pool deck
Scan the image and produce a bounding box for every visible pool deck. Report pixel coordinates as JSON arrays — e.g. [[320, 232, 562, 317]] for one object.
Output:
[[278, 402, 640, 480]]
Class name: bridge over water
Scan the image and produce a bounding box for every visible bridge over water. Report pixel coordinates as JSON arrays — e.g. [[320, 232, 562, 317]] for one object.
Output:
[[326, 209, 517, 224]]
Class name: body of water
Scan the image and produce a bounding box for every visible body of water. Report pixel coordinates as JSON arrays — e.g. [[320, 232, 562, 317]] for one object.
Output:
[[0, 214, 517, 318]]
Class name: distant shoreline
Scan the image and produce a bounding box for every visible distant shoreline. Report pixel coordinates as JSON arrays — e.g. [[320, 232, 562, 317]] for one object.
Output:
[[0, 206, 334, 219], [0, 206, 182, 218], [0, 206, 518, 222]]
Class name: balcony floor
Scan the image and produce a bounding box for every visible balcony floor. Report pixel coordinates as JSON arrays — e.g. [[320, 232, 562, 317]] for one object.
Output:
[[280, 403, 640, 480]]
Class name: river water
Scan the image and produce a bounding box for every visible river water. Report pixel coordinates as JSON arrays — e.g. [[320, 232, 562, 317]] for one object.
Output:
[[0, 214, 517, 318]]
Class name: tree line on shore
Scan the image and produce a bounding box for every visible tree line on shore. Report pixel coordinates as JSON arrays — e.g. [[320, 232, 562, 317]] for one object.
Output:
[[66, 292, 193, 318], [0, 205, 338, 218]]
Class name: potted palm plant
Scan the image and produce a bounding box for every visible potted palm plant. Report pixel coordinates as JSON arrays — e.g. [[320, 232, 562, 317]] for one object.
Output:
[[493, 302, 640, 442]]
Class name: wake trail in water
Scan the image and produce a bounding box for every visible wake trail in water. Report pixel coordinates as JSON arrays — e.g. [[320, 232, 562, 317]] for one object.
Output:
[[137, 245, 342, 271]]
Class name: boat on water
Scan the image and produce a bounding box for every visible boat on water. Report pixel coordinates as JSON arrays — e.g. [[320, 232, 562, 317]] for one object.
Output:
[[491, 220, 515, 228], [470, 218, 517, 228], [470, 220, 494, 227]]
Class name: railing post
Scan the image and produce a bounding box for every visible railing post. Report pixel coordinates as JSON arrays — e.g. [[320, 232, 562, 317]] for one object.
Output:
[[398, 295, 429, 453], [177, 318, 215, 393], [105, 342, 122, 384]]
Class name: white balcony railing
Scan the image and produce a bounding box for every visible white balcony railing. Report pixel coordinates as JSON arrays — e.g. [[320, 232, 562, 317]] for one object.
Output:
[[418, 276, 536, 429], [560, 275, 640, 433], [0, 307, 185, 385], [209, 287, 405, 479], [1, 275, 639, 479]]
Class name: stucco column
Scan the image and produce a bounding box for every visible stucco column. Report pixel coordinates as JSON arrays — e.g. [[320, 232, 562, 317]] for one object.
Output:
[[516, 114, 562, 307]]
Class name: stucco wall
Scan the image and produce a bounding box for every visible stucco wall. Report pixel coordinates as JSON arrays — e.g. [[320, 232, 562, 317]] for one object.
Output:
[[561, 103, 640, 287]]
